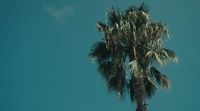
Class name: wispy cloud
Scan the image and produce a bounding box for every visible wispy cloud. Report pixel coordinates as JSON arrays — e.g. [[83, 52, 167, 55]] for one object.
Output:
[[44, 5, 75, 22]]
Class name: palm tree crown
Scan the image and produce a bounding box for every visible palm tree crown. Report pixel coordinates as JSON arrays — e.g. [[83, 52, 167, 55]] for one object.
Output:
[[89, 3, 177, 111]]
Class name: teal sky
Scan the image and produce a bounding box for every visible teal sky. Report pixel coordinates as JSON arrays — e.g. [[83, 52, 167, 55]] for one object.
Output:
[[0, 0, 200, 111]]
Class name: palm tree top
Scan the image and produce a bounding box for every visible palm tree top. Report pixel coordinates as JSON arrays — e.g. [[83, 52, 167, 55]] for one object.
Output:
[[89, 3, 177, 111]]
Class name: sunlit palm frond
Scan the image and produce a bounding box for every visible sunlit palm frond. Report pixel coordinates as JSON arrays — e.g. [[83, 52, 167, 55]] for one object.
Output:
[[89, 41, 110, 63], [156, 49, 177, 65], [147, 22, 169, 39], [146, 50, 163, 65], [162, 48, 178, 62], [146, 48, 177, 65], [150, 67, 171, 89], [129, 60, 139, 73]]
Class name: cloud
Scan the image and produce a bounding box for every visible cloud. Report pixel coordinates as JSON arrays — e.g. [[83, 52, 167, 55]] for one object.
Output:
[[44, 5, 74, 22]]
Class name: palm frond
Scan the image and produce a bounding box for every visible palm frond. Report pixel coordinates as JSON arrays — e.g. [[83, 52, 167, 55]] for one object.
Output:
[[107, 7, 121, 26], [143, 77, 157, 98], [108, 65, 126, 96], [129, 78, 135, 102], [138, 3, 149, 24], [150, 67, 171, 89], [138, 2, 149, 13], [156, 49, 177, 65], [96, 21, 109, 33], [146, 48, 177, 66], [162, 48, 178, 62], [89, 41, 110, 63], [154, 52, 163, 65], [129, 60, 139, 73], [97, 61, 113, 81], [147, 22, 169, 39], [146, 50, 163, 65]]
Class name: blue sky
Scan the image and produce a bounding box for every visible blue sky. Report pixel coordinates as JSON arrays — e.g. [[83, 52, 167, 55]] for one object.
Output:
[[0, 0, 200, 111]]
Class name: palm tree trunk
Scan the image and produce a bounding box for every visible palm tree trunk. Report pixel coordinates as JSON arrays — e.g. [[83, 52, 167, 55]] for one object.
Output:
[[133, 76, 147, 111], [129, 46, 147, 111]]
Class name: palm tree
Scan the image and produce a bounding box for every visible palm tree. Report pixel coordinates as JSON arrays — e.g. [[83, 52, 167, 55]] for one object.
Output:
[[89, 3, 177, 111]]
